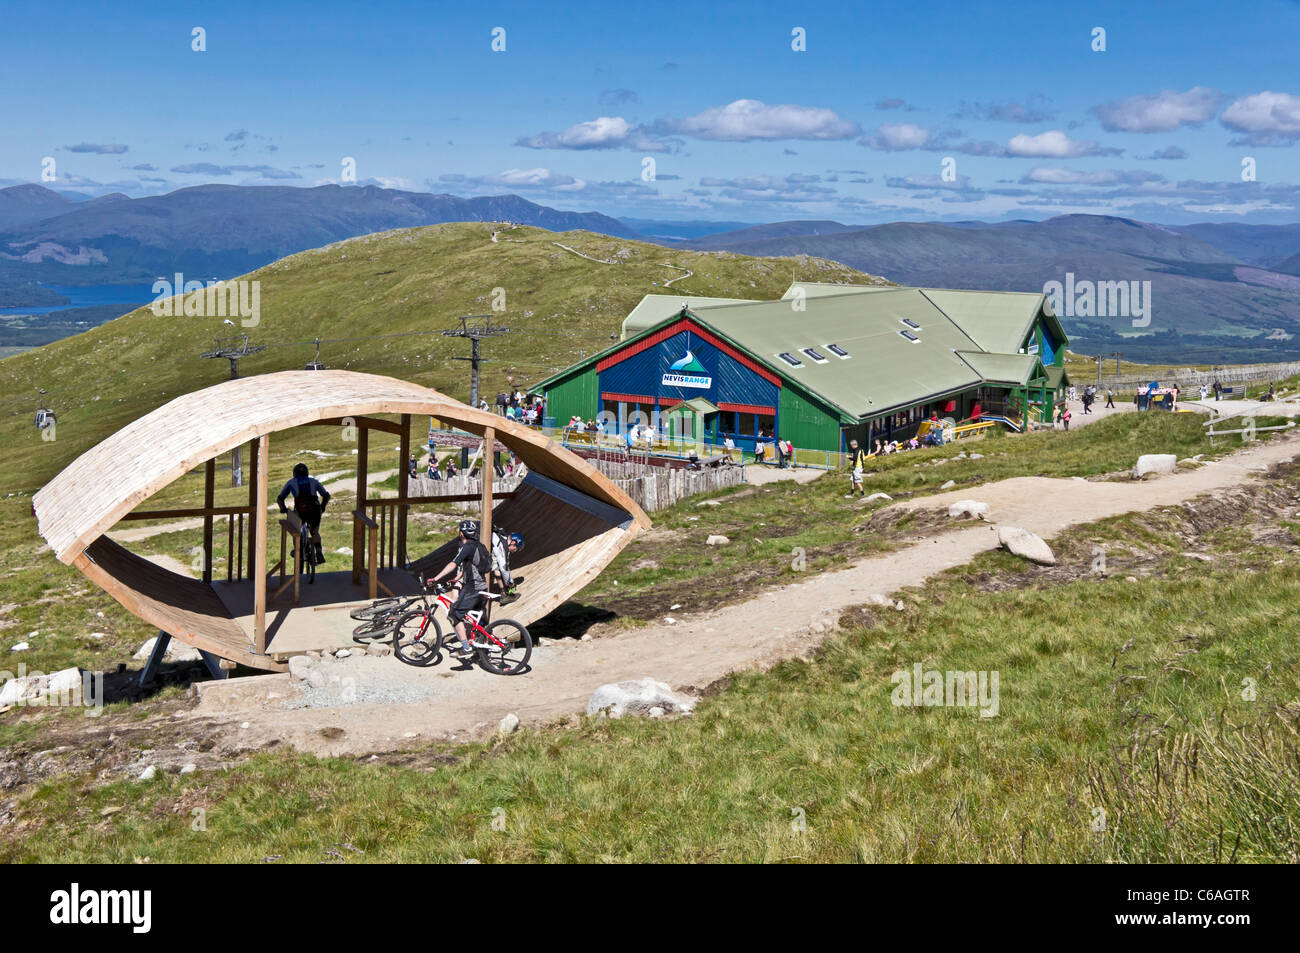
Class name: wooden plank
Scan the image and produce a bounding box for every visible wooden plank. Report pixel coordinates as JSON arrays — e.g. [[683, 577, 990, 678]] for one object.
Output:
[[353, 423, 368, 583], [246, 437, 259, 580], [365, 492, 518, 506], [481, 426, 494, 573], [253, 434, 269, 654], [202, 460, 215, 584], [397, 412, 410, 567], [74, 537, 286, 673], [316, 415, 403, 435], [119, 505, 251, 521]]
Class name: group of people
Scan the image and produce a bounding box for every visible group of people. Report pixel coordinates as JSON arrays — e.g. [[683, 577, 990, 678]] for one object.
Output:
[[409, 449, 518, 482], [497, 389, 543, 424]]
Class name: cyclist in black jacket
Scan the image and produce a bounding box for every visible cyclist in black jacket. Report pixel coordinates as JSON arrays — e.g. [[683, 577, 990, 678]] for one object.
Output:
[[428, 519, 491, 659]]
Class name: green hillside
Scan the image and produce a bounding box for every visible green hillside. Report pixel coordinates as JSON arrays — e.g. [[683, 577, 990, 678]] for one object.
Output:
[[0, 222, 882, 494]]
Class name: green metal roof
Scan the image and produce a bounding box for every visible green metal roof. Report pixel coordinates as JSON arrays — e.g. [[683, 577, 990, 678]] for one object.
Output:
[[621, 293, 758, 339], [955, 351, 1043, 386], [687, 289, 985, 419], [1045, 365, 1070, 389], [781, 281, 896, 300], [918, 288, 1063, 354]]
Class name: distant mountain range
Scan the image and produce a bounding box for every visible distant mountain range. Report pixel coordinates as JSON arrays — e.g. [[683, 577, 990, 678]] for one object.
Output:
[[5, 180, 1300, 363], [666, 215, 1300, 364], [0, 183, 638, 294]]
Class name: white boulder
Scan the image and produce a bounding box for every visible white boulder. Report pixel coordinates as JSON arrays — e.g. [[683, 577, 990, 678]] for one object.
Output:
[[865, 492, 893, 502], [587, 678, 697, 719], [287, 655, 316, 681], [1132, 454, 1177, 480], [998, 526, 1056, 566], [132, 636, 202, 663], [947, 500, 990, 520], [0, 667, 84, 706], [705, 535, 730, 546]]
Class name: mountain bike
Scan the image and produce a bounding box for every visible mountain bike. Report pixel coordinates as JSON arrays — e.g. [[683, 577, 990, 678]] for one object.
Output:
[[392, 580, 532, 675], [349, 594, 420, 642]]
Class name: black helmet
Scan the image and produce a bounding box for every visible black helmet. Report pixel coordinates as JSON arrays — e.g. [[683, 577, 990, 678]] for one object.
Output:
[[459, 519, 479, 539], [293, 462, 309, 478]]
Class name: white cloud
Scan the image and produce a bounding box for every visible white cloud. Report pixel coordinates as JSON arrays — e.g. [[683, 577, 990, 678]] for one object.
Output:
[[663, 99, 861, 141], [1005, 130, 1120, 158], [1092, 87, 1224, 133], [1021, 168, 1163, 185], [1220, 91, 1300, 144], [517, 116, 669, 151], [863, 122, 934, 151]]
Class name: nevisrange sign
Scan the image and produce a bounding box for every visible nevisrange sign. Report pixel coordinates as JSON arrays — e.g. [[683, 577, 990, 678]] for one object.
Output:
[[662, 350, 712, 389]]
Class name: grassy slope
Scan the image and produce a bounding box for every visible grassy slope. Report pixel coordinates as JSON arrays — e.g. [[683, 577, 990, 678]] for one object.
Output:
[[4, 458, 1298, 863]]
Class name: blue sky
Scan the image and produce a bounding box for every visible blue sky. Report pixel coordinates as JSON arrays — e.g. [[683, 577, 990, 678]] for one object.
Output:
[[4, 0, 1300, 224]]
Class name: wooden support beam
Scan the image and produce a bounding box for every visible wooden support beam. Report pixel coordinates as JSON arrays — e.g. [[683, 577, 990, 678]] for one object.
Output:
[[316, 415, 403, 435], [353, 424, 368, 583], [253, 434, 269, 655], [364, 492, 518, 506], [202, 459, 215, 584], [397, 413, 410, 568], [481, 426, 494, 577], [119, 504, 251, 521], [247, 437, 259, 580]]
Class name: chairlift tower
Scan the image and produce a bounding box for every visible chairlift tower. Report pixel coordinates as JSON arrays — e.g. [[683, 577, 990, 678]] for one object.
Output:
[[442, 314, 509, 408], [200, 334, 267, 486]]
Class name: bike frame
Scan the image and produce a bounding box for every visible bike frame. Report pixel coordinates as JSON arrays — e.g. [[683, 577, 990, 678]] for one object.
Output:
[[411, 588, 511, 651]]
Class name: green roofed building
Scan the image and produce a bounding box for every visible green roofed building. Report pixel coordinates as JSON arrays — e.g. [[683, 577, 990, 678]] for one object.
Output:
[[536, 281, 1069, 453]]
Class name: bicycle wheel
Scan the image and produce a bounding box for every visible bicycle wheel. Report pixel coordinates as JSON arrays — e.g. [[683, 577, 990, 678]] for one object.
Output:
[[352, 615, 396, 643], [393, 610, 442, 667], [476, 619, 532, 675], [350, 597, 403, 621], [301, 532, 315, 584]]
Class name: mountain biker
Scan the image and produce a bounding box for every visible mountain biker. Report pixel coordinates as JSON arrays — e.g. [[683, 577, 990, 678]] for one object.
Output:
[[428, 519, 491, 659], [491, 530, 524, 596], [276, 462, 331, 568]]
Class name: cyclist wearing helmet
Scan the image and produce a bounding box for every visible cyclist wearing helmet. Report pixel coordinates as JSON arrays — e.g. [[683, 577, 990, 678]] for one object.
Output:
[[276, 462, 331, 567], [428, 519, 491, 659], [491, 530, 524, 596]]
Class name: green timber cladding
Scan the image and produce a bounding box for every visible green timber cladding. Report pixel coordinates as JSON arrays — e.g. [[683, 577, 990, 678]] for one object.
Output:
[[536, 282, 1069, 452]]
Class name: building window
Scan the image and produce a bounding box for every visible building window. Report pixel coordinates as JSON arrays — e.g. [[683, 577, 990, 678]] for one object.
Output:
[[826, 343, 850, 358], [899, 330, 920, 342], [901, 318, 921, 329], [801, 347, 827, 363], [777, 352, 803, 367]]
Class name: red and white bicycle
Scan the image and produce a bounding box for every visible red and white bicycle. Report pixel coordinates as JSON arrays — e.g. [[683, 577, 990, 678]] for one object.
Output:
[[391, 579, 532, 675]]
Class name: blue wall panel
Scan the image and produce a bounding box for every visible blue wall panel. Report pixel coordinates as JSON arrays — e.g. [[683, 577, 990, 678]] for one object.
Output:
[[598, 328, 778, 409]]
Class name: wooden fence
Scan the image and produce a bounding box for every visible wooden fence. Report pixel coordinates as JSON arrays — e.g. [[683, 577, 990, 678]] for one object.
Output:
[[609, 464, 746, 512]]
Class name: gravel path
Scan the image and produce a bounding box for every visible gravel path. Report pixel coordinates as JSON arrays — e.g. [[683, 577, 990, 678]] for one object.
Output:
[[181, 433, 1300, 756]]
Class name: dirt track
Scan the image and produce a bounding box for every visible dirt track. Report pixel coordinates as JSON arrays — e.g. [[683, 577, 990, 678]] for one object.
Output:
[[182, 434, 1300, 756]]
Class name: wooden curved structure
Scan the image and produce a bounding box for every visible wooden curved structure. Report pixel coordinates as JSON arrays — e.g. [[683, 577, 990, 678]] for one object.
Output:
[[33, 370, 650, 672]]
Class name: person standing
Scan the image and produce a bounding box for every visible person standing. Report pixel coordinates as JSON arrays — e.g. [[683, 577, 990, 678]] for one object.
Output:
[[1060, 406, 1071, 431], [1213, 379, 1222, 401], [1105, 387, 1115, 408], [845, 439, 868, 498]]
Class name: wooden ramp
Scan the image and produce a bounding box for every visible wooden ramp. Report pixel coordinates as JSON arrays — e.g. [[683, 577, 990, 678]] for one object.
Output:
[[33, 370, 650, 672], [74, 536, 279, 671]]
